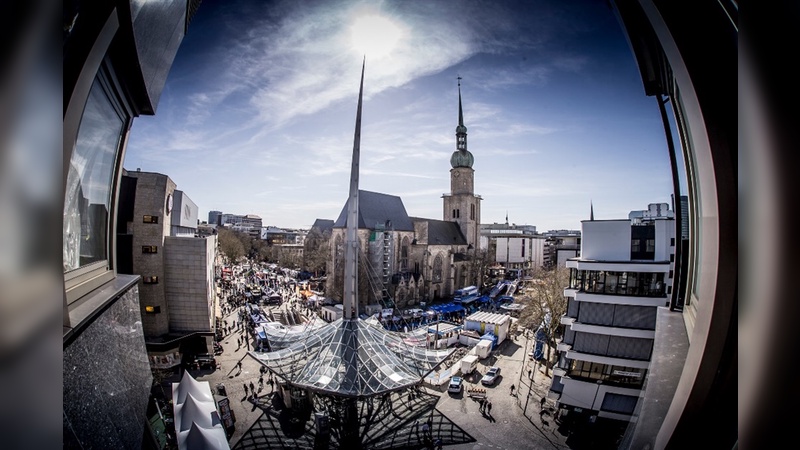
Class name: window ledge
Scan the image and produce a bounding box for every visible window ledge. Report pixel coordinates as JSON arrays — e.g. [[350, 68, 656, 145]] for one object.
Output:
[[64, 274, 140, 346]]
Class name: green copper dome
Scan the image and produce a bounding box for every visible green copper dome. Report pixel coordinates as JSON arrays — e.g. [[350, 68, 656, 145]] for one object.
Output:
[[451, 149, 474, 168]]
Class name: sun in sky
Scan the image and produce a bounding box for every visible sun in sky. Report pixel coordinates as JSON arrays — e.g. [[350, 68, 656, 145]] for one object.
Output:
[[349, 12, 404, 58]]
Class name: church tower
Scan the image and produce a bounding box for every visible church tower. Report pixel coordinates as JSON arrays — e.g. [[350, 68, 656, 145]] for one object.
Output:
[[443, 78, 482, 249]]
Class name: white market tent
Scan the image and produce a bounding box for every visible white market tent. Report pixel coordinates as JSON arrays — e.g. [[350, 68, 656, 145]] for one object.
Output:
[[172, 371, 229, 450], [172, 370, 214, 405], [180, 422, 229, 450]]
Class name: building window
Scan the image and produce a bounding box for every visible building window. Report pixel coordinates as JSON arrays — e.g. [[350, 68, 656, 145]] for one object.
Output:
[[631, 240, 640, 253], [452, 209, 456, 219], [143, 215, 159, 224], [400, 236, 409, 271], [600, 393, 639, 415], [670, 237, 675, 246], [63, 70, 127, 273], [470, 204, 475, 220], [646, 239, 656, 252], [143, 276, 159, 284], [670, 254, 675, 262], [433, 255, 443, 283], [142, 245, 158, 254], [521, 239, 526, 258]]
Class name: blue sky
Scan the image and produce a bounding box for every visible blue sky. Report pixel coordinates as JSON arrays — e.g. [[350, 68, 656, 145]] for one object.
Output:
[[124, 0, 679, 231]]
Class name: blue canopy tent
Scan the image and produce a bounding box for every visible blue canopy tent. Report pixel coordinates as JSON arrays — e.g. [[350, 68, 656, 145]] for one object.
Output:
[[480, 332, 498, 349], [532, 326, 547, 360]]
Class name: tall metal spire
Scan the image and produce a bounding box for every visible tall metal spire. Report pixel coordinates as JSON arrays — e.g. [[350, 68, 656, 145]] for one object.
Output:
[[343, 57, 365, 320], [458, 76, 464, 128], [590, 200, 595, 221]]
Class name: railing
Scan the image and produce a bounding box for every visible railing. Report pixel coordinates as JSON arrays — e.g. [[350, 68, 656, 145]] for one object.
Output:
[[569, 284, 666, 298]]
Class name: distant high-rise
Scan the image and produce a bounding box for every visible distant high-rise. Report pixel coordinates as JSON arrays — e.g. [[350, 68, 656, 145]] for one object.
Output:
[[208, 210, 222, 225]]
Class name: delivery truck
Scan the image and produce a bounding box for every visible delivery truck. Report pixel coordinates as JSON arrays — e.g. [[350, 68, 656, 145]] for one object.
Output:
[[460, 354, 479, 375]]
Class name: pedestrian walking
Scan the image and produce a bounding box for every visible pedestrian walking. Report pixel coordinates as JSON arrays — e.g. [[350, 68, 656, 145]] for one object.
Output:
[[237, 361, 242, 371], [540, 396, 547, 408], [243, 383, 248, 395], [528, 369, 532, 379], [487, 401, 492, 415], [510, 384, 515, 395], [268, 377, 274, 392]]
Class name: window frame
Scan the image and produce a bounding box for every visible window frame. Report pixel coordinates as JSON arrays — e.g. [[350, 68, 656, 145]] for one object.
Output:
[[64, 59, 133, 305]]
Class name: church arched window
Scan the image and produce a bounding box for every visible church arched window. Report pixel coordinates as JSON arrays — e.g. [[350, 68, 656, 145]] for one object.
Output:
[[471, 204, 475, 220], [335, 234, 343, 261], [433, 255, 443, 283], [400, 236, 409, 270]]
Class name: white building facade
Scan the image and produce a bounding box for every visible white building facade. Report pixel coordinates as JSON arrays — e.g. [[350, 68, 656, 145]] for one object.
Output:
[[549, 203, 675, 427], [480, 223, 546, 272]]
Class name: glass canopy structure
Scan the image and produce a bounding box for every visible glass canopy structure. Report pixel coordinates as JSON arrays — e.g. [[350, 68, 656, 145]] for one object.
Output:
[[251, 318, 452, 397]]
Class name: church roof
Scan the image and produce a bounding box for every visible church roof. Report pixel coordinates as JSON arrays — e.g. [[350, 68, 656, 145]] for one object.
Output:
[[450, 150, 474, 168], [333, 190, 414, 231], [410, 218, 468, 245], [311, 218, 334, 234]]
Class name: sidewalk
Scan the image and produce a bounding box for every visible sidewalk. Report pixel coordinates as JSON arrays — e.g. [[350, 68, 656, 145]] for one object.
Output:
[[196, 293, 270, 448], [515, 336, 563, 437]]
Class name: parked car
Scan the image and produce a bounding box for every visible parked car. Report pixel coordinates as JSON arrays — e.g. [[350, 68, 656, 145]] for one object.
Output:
[[192, 353, 217, 370], [448, 376, 464, 394], [481, 366, 501, 386]]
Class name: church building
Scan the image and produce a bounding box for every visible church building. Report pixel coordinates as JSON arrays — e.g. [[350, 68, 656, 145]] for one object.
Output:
[[323, 80, 483, 310]]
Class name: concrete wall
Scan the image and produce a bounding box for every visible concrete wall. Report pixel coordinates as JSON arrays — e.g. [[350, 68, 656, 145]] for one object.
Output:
[[163, 235, 216, 332], [654, 219, 675, 261], [129, 171, 175, 337], [581, 220, 631, 261]]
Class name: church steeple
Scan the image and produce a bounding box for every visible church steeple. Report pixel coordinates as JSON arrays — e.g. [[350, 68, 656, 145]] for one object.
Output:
[[451, 77, 474, 168]]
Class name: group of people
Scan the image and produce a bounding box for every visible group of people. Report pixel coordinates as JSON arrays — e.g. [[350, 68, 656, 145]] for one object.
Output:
[[241, 366, 276, 402]]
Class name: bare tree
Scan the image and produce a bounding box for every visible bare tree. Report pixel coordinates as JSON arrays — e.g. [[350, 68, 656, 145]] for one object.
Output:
[[217, 227, 245, 264], [303, 227, 330, 275], [516, 266, 569, 376]]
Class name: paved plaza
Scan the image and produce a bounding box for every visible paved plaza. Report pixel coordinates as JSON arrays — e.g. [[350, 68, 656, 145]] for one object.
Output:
[[185, 298, 574, 449]]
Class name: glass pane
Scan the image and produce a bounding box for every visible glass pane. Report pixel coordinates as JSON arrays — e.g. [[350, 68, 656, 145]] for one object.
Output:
[[63, 76, 124, 272]]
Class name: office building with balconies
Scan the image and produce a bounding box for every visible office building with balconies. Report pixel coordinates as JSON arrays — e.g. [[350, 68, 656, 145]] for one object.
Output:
[[548, 203, 675, 432]]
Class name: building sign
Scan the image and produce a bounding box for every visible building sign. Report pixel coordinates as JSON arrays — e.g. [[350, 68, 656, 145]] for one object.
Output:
[[149, 351, 181, 369], [217, 397, 236, 430], [612, 370, 642, 378], [170, 190, 198, 228]]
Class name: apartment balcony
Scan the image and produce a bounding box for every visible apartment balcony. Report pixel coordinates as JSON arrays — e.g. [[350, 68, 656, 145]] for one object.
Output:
[[564, 350, 650, 370], [572, 291, 667, 307]]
